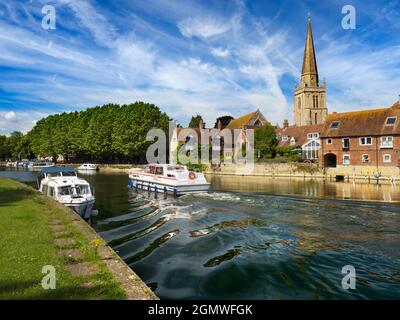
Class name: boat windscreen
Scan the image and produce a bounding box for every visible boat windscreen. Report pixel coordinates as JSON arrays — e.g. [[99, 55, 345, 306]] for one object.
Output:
[[48, 172, 62, 177], [58, 186, 72, 195], [62, 171, 76, 177], [76, 185, 90, 195]]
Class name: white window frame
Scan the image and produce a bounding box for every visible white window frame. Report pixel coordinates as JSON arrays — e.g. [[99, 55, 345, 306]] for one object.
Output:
[[282, 135, 288, 142], [327, 138, 333, 145], [362, 154, 369, 163], [290, 137, 296, 145], [343, 154, 350, 166], [380, 136, 393, 148], [359, 137, 372, 146], [383, 154, 391, 163]]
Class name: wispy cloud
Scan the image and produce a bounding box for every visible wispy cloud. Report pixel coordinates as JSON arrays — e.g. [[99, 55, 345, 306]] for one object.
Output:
[[178, 16, 233, 38], [211, 47, 230, 57], [0, 0, 399, 134]]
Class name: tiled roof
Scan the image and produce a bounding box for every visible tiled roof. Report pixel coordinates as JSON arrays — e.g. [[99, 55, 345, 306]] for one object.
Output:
[[226, 110, 268, 129], [321, 102, 400, 138], [277, 124, 324, 147]]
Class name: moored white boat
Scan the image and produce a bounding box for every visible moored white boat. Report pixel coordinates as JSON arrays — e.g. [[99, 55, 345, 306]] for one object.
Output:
[[37, 167, 97, 219], [78, 163, 99, 171], [128, 164, 210, 196], [28, 161, 55, 170]]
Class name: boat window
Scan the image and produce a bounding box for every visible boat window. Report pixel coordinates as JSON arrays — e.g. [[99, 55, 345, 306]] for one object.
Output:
[[76, 185, 90, 195], [58, 186, 72, 196], [48, 172, 61, 177], [48, 187, 55, 197], [155, 167, 164, 175], [143, 166, 150, 173], [149, 166, 156, 174], [62, 171, 76, 177], [167, 165, 185, 171]]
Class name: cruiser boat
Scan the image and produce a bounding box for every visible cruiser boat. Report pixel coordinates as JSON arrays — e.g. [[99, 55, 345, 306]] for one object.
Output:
[[128, 164, 210, 196], [78, 163, 99, 171], [28, 161, 55, 170], [37, 167, 97, 219]]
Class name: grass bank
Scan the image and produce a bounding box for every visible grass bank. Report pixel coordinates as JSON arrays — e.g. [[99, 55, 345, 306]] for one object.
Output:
[[0, 178, 156, 300]]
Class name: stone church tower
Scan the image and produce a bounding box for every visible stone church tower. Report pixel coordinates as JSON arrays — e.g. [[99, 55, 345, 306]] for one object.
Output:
[[294, 17, 328, 126]]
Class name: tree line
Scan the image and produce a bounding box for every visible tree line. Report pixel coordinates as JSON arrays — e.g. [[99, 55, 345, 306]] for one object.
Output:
[[1, 102, 170, 163]]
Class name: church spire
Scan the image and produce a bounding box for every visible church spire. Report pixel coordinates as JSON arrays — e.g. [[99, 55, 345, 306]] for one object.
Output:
[[301, 15, 319, 87]]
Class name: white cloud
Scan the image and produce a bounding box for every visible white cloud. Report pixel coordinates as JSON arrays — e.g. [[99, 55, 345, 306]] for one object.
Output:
[[62, 0, 117, 46], [4, 111, 16, 120], [1, 0, 399, 134], [211, 47, 230, 57], [0, 110, 50, 134], [178, 16, 232, 38]]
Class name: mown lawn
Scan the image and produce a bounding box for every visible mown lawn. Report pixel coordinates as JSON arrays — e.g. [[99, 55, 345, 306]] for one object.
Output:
[[0, 178, 126, 299]]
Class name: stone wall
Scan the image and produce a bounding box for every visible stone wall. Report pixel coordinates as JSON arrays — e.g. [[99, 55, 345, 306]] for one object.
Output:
[[206, 162, 400, 184]]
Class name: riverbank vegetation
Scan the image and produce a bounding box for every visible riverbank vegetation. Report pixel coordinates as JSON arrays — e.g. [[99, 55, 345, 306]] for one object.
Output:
[[2, 102, 170, 164], [0, 178, 126, 299], [0, 131, 26, 161]]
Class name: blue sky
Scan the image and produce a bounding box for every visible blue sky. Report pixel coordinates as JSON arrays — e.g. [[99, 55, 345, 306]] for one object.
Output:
[[1, 0, 400, 134]]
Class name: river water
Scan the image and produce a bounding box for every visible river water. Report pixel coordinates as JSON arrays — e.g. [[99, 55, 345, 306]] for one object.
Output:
[[1, 168, 400, 299]]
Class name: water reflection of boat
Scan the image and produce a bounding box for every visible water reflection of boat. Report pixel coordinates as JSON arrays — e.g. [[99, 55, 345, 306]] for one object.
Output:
[[37, 167, 97, 219], [128, 164, 210, 196]]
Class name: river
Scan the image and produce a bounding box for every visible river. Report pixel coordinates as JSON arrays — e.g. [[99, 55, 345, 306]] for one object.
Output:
[[1, 168, 399, 299]]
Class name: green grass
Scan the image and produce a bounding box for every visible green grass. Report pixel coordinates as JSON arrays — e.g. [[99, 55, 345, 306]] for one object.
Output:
[[0, 178, 126, 299]]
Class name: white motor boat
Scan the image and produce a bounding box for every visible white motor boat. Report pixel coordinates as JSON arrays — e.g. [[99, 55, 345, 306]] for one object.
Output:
[[128, 164, 210, 196], [28, 161, 55, 170], [78, 163, 99, 171], [37, 167, 97, 219]]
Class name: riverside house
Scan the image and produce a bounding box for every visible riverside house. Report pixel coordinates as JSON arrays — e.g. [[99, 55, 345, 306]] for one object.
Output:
[[169, 109, 269, 164], [319, 102, 400, 172], [277, 120, 324, 161]]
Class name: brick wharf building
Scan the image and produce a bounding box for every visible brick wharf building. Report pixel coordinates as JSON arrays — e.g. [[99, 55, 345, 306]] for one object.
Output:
[[319, 102, 400, 169]]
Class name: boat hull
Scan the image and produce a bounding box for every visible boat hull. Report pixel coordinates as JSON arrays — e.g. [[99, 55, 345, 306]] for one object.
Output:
[[62, 199, 96, 219], [128, 177, 210, 196]]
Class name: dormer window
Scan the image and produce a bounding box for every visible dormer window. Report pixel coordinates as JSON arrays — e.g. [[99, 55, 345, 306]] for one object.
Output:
[[282, 135, 288, 141], [386, 117, 396, 126], [290, 137, 296, 145], [308, 132, 319, 139], [330, 121, 340, 128]]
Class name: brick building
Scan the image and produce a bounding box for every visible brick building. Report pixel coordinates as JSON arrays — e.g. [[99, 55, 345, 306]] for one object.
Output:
[[169, 110, 269, 164], [319, 102, 400, 169]]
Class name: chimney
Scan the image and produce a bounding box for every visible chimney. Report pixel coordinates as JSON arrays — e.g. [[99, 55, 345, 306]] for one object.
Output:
[[217, 119, 222, 130], [283, 119, 289, 128]]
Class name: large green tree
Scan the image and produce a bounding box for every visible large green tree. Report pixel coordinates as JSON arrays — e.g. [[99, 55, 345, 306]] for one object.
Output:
[[24, 102, 170, 163]]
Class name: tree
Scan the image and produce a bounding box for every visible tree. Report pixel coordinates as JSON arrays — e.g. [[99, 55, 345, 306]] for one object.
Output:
[[188, 114, 203, 128], [214, 115, 233, 129], [254, 124, 278, 159]]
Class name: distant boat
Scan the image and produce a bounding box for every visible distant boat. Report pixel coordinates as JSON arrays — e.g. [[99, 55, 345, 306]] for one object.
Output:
[[78, 163, 99, 171], [28, 161, 54, 170], [128, 164, 210, 196], [37, 166, 98, 219]]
